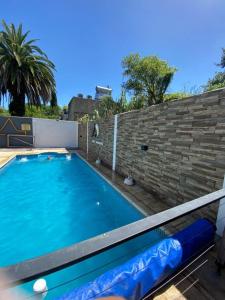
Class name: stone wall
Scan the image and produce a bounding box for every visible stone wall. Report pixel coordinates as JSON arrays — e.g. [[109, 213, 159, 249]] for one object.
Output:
[[88, 118, 114, 167], [78, 88, 225, 213]]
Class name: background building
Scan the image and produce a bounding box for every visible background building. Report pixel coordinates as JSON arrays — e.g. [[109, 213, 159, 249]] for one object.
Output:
[[95, 86, 112, 100], [68, 86, 112, 121], [68, 95, 98, 121]]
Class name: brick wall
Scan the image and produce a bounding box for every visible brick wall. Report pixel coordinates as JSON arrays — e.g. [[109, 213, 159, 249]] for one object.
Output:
[[78, 88, 225, 213]]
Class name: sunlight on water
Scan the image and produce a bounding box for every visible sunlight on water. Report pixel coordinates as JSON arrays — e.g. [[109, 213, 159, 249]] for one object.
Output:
[[19, 157, 28, 162]]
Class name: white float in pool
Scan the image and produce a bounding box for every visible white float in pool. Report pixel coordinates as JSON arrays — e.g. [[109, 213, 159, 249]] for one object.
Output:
[[33, 278, 48, 299], [66, 155, 71, 160]]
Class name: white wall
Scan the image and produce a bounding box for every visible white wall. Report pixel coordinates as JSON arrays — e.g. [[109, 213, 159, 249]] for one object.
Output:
[[33, 118, 78, 148]]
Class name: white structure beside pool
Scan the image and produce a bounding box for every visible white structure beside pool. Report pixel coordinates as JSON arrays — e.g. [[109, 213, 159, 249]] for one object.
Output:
[[33, 118, 78, 148]]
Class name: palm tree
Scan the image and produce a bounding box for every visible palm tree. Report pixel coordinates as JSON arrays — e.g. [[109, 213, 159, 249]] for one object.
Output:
[[0, 20, 55, 116], [50, 90, 58, 108]]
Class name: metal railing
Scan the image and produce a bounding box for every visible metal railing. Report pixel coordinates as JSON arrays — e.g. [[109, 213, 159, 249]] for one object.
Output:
[[1, 188, 224, 289]]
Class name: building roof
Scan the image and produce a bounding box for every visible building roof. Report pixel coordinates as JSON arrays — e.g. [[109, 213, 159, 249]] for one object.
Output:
[[95, 86, 112, 92]]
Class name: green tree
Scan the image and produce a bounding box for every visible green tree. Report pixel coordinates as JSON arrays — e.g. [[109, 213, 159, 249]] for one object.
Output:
[[122, 54, 177, 105], [164, 92, 191, 102], [127, 95, 146, 110], [115, 85, 128, 113], [217, 48, 225, 68], [204, 49, 225, 91], [25, 105, 61, 119], [0, 20, 55, 116], [0, 106, 9, 116], [204, 72, 225, 91], [50, 90, 58, 108], [96, 92, 130, 118], [97, 96, 117, 118]]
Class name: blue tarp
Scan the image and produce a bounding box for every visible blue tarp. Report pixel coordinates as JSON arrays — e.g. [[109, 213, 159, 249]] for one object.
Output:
[[57, 218, 215, 300], [172, 218, 215, 265], [57, 238, 182, 300]]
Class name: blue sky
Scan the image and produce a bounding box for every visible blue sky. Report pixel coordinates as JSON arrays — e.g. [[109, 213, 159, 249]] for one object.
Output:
[[1, 0, 225, 106]]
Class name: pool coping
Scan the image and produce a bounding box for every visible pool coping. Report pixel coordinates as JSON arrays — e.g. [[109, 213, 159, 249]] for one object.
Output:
[[0, 155, 15, 169]]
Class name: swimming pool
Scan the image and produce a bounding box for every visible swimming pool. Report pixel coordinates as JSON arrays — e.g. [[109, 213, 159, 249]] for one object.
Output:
[[0, 153, 165, 298]]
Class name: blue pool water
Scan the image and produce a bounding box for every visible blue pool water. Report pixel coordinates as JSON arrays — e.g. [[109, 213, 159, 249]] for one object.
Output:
[[0, 153, 165, 299]]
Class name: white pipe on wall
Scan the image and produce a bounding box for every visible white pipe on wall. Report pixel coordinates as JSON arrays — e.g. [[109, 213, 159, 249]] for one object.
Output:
[[86, 122, 89, 154], [112, 114, 118, 171], [216, 174, 225, 236]]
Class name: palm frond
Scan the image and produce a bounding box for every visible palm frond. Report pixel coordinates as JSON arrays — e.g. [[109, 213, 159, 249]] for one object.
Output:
[[0, 20, 56, 115]]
